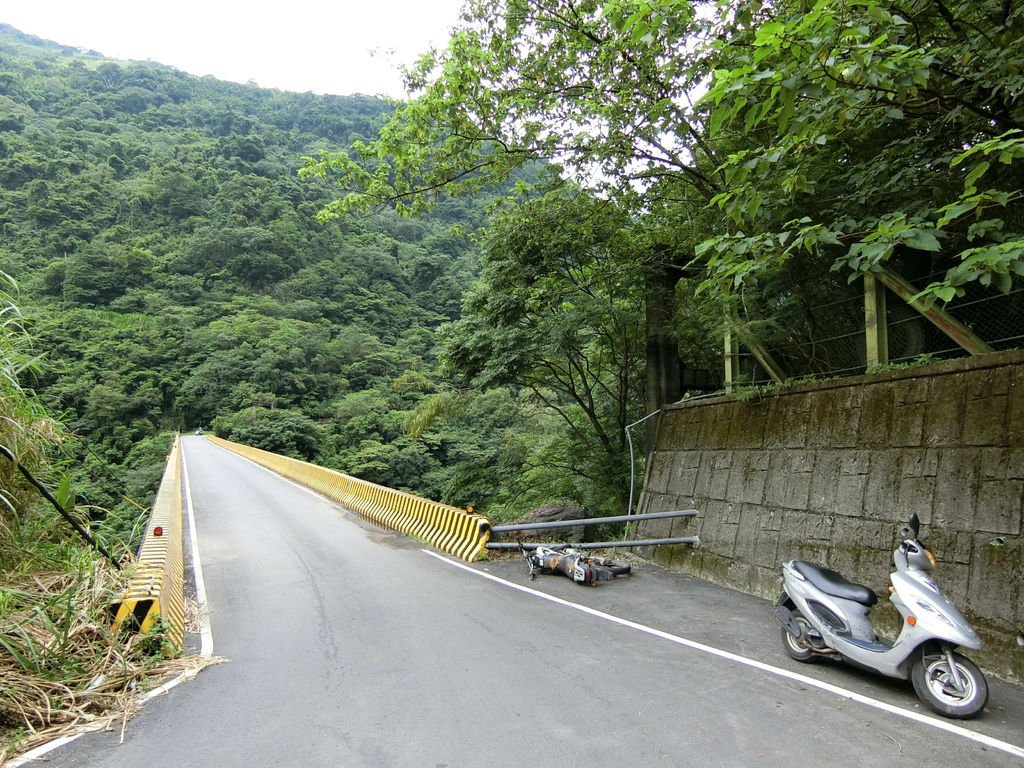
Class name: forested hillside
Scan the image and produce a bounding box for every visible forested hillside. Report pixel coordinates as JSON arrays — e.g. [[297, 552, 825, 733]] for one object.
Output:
[[0, 23, 555, 542]]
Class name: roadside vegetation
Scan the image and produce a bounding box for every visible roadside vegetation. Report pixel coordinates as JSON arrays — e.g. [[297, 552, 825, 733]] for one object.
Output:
[[0, 275, 205, 760], [0, 22, 650, 528]]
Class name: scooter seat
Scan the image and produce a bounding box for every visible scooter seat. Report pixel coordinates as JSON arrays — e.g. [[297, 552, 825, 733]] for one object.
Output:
[[793, 561, 878, 606]]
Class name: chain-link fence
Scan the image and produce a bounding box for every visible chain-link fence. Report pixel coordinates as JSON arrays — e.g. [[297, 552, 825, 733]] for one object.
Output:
[[731, 272, 1024, 385]]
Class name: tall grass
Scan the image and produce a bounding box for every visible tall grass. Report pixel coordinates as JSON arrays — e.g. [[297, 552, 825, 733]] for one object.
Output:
[[0, 558, 210, 761], [0, 275, 67, 551]]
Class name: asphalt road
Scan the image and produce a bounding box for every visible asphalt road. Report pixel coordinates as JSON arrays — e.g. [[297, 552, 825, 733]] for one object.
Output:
[[29, 436, 1024, 767]]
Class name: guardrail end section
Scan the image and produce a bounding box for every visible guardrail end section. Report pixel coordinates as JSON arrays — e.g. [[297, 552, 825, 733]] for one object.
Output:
[[462, 517, 492, 562], [110, 435, 185, 653], [110, 598, 183, 654]]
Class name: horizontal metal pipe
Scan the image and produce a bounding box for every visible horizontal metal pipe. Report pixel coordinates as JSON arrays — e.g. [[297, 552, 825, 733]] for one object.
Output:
[[486, 536, 700, 551], [490, 509, 698, 533]]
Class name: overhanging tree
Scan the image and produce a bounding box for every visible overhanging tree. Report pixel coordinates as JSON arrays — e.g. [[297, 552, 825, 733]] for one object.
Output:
[[303, 0, 1023, 304], [301, 0, 1023, 509], [695, 0, 1024, 301], [301, 0, 729, 410], [301, 0, 723, 216], [440, 191, 647, 515]]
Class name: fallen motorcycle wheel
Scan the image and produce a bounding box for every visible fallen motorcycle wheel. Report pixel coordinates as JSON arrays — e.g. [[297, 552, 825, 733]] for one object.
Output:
[[910, 649, 988, 719], [587, 557, 631, 576]]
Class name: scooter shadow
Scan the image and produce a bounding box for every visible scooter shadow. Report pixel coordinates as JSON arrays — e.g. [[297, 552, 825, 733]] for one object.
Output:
[[776, 644, 933, 707], [775, 638, 1024, 755]]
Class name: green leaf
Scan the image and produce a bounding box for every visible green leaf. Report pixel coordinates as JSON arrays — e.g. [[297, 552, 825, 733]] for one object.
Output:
[[904, 230, 941, 252], [963, 160, 990, 193], [937, 200, 978, 228], [746, 193, 764, 220], [754, 22, 785, 46], [818, 230, 843, 246]]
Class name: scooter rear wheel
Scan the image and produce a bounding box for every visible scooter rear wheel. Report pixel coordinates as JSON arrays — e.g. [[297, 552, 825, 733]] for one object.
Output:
[[910, 650, 988, 719], [781, 610, 820, 663], [587, 557, 631, 576]]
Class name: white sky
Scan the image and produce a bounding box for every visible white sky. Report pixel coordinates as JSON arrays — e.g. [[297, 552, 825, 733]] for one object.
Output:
[[2, 0, 467, 98]]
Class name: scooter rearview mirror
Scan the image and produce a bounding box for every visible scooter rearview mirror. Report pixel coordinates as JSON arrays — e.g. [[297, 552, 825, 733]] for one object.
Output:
[[908, 513, 920, 538]]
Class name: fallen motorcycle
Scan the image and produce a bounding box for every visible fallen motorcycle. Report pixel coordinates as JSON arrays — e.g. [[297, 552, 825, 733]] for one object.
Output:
[[521, 544, 631, 586], [774, 514, 988, 718]]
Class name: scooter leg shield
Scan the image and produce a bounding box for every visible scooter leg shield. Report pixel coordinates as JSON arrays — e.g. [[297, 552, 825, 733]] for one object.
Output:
[[833, 598, 874, 642]]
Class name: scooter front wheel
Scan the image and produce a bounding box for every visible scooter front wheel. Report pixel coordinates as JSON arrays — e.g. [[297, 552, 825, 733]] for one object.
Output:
[[911, 650, 988, 719]]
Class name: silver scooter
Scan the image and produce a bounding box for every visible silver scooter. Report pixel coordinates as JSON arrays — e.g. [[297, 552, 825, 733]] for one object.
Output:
[[774, 514, 988, 718]]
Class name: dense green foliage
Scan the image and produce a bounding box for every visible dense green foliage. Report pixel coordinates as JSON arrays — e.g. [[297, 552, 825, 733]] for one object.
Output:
[[8, 0, 1019, 539], [308, 0, 1023, 382], [696, 0, 1024, 300], [0, 24, 565, 533], [439, 192, 648, 513], [317, 0, 1023, 295]]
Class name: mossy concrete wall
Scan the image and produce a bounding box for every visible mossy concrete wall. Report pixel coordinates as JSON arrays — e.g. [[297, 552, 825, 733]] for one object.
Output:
[[636, 350, 1024, 682]]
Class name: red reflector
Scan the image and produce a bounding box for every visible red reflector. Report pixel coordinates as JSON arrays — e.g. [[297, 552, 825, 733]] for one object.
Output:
[[153, 526, 164, 537]]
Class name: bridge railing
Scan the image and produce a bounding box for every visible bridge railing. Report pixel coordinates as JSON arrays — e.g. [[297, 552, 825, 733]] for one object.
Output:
[[110, 435, 185, 651], [208, 436, 492, 562]]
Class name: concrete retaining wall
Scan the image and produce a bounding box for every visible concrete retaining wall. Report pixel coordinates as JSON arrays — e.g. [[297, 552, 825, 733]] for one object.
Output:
[[636, 350, 1024, 682]]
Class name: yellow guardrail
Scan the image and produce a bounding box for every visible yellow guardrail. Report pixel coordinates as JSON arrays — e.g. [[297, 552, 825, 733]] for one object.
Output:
[[208, 436, 492, 561], [111, 435, 185, 651]]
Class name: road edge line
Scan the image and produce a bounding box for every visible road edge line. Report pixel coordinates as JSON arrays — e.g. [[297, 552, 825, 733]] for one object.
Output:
[[180, 444, 214, 658], [422, 549, 1024, 761]]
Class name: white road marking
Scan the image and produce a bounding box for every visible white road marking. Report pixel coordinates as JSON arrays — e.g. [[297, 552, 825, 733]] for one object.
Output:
[[424, 549, 1024, 761], [181, 443, 214, 658], [6, 733, 84, 767]]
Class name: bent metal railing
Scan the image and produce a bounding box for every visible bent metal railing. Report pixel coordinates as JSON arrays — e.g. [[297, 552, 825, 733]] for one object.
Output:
[[111, 435, 185, 651], [486, 509, 701, 550], [208, 436, 492, 562]]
